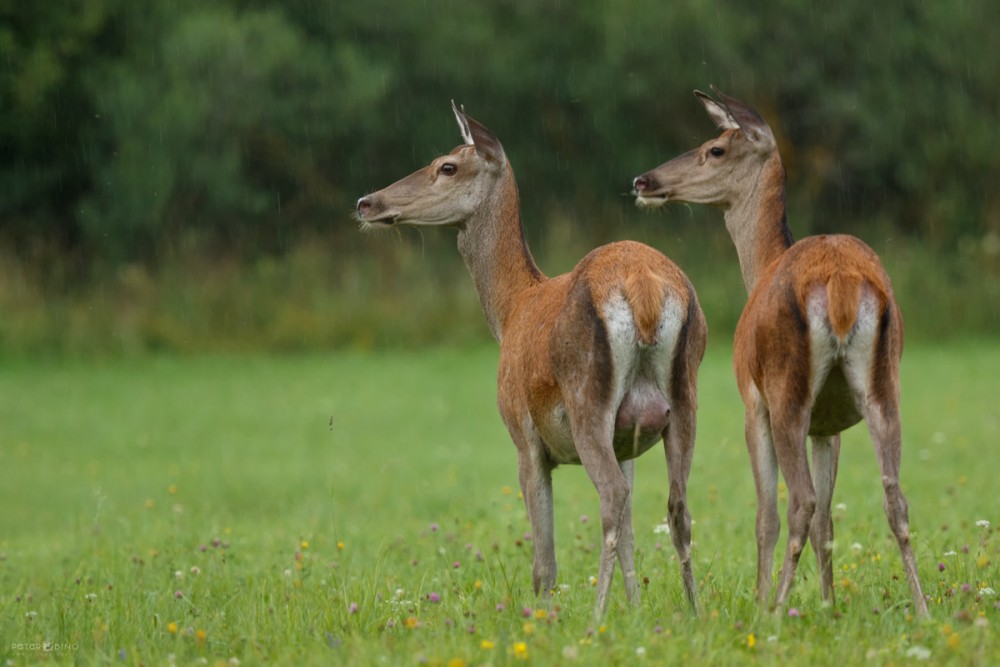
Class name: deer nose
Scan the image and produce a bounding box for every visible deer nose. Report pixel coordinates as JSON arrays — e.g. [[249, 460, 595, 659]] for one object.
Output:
[[356, 196, 373, 217], [633, 175, 650, 193]]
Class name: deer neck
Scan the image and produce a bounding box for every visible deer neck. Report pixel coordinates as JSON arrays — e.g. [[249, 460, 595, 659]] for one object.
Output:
[[723, 152, 794, 294], [456, 165, 544, 342]]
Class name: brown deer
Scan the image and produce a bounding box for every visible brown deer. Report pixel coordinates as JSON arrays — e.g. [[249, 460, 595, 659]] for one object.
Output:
[[356, 102, 706, 618], [632, 88, 928, 618]]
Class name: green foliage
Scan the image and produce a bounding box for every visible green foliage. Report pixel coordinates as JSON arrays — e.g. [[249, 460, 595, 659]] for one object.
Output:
[[1, 347, 998, 664]]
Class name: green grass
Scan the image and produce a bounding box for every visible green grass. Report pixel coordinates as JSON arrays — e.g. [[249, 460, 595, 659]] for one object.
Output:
[[1, 344, 998, 665]]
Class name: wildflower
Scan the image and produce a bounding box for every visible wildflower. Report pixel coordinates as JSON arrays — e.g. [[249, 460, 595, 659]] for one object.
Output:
[[598, 625, 607, 634], [562, 644, 579, 659], [636, 647, 647, 658], [174, 591, 183, 599], [145, 499, 155, 509], [522, 607, 533, 618], [174, 570, 184, 580], [938, 563, 946, 572], [747, 633, 756, 649], [589, 575, 597, 586], [512, 642, 529, 660], [947, 633, 961, 650], [979, 587, 996, 596], [301, 540, 310, 549], [534, 608, 548, 619], [452, 561, 461, 568], [195, 629, 206, 643], [427, 592, 441, 603], [168, 484, 177, 495], [85, 593, 97, 601], [944, 550, 958, 557], [448, 659, 466, 667], [337, 541, 345, 550], [404, 617, 419, 629], [501, 486, 512, 496], [975, 519, 989, 529], [851, 542, 863, 554], [835, 503, 847, 512], [474, 580, 483, 591], [190, 566, 201, 575], [496, 603, 505, 612], [788, 607, 801, 618], [653, 522, 671, 535], [977, 554, 990, 568], [200, 544, 207, 552], [167, 622, 178, 634], [429, 523, 440, 532], [904, 646, 931, 660], [481, 640, 495, 650], [348, 602, 359, 614], [523, 622, 535, 635]]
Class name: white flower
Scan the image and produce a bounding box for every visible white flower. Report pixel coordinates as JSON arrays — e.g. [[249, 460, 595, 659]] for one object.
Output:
[[174, 570, 184, 580], [835, 503, 847, 512], [851, 542, 863, 554], [979, 587, 996, 596], [190, 566, 201, 575], [653, 522, 671, 535], [904, 645, 932, 661], [943, 550, 958, 557], [975, 519, 990, 529], [636, 647, 647, 658]]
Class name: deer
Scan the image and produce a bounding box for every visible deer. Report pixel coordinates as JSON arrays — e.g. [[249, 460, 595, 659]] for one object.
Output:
[[631, 88, 929, 618], [356, 102, 707, 619]]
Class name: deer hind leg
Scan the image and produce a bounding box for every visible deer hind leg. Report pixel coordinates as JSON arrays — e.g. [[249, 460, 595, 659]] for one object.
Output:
[[745, 388, 780, 606], [809, 434, 840, 603], [513, 428, 557, 598], [770, 402, 815, 611], [615, 459, 640, 607], [863, 395, 930, 618], [664, 383, 699, 612]]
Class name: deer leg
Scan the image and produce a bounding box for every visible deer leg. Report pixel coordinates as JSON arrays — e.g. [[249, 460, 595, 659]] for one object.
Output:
[[574, 415, 630, 621], [514, 432, 557, 598], [615, 459, 640, 607], [863, 397, 930, 618], [663, 391, 698, 613], [770, 405, 815, 611], [809, 434, 840, 603], [745, 392, 780, 606]]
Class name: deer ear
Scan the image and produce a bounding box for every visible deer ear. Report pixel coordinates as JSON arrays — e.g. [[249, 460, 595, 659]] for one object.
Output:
[[695, 90, 739, 131], [451, 101, 504, 164], [708, 87, 776, 150]]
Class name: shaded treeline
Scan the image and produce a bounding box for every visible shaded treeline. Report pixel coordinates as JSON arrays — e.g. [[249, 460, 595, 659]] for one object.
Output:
[[1, 0, 997, 352]]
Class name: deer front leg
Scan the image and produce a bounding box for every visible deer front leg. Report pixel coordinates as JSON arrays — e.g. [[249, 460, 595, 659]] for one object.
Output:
[[514, 432, 557, 598], [744, 391, 780, 606], [809, 434, 840, 603]]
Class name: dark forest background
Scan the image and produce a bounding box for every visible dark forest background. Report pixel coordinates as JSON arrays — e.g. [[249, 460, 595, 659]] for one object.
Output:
[[2, 0, 997, 355]]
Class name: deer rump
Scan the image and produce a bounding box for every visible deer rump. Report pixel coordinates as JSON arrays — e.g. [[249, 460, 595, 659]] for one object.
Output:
[[506, 242, 698, 466]]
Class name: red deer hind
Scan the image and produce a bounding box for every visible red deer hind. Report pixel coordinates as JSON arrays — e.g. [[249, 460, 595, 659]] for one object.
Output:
[[356, 103, 706, 619], [632, 88, 929, 618]]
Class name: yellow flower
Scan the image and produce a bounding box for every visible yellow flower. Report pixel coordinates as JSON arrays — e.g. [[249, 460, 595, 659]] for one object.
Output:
[[523, 622, 535, 635], [481, 640, 495, 650], [195, 629, 207, 643], [337, 541, 345, 551], [167, 622, 178, 634], [534, 608, 547, 619], [747, 633, 756, 649], [598, 625, 607, 634], [512, 642, 529, 660], [502, 486, 513, 496], [448, 659, 466, 667], [976, 554, 990, 568], [144, 499, 155, 509], [300, 540, 309, 549], [947, 633, 961, 650], [168, 484, 177, 495], [404, 617, 419, 629], [474, 580, 483, 591]]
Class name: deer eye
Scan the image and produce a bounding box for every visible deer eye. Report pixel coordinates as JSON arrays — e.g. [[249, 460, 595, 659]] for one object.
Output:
[[440, 163, 457, 175], [709, 146, 725, 157]]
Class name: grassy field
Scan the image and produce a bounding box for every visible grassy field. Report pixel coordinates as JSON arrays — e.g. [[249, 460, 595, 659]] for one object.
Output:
[[1, 343, 998, 665]]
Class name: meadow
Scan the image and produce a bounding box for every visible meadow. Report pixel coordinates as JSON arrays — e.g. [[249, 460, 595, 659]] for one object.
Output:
[[0, 343, 997, 665]]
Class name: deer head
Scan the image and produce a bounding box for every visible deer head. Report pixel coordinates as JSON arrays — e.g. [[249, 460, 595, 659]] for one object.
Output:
[[356, 102, 507, 229], [633, 87, 777, 210]]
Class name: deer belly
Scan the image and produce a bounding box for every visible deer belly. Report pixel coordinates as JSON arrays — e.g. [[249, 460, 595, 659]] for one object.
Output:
[[612, 383, 669, 460], [808, 365, 862, 436]]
